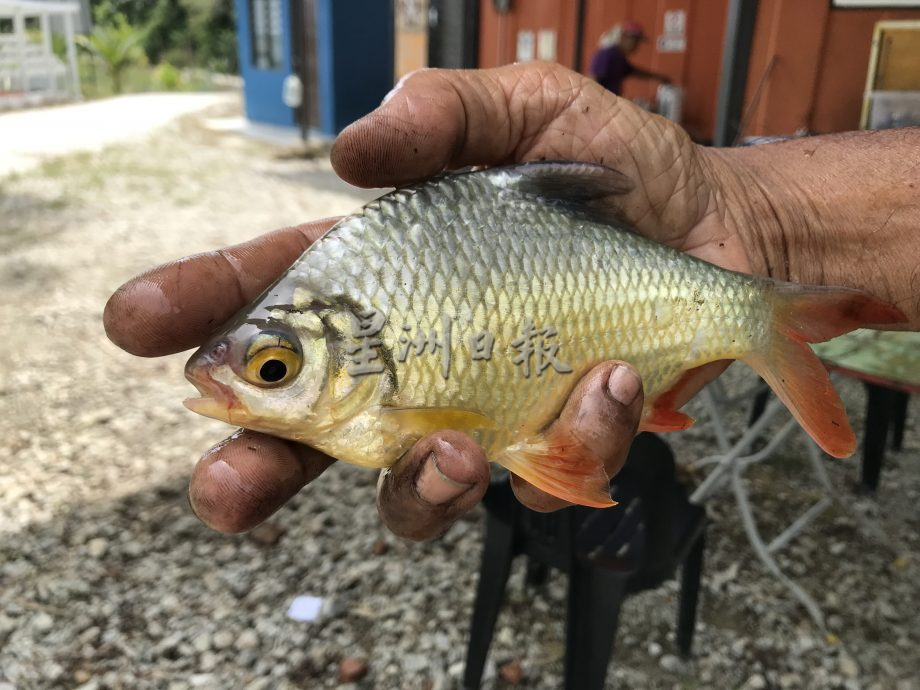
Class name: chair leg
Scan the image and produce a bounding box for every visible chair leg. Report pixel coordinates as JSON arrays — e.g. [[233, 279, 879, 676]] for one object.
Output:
[[463, 513, 515, 690], [564, 563, 628, 690], [525, 558, 549, 588], [892, 392, 909, 452], [862, 383, 897, 490], [748, 386, 770, 426], [677, 529, 705, 658]]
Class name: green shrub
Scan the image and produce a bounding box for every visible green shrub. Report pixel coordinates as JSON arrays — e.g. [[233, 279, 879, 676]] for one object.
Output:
[[153, 61, 182, 90]]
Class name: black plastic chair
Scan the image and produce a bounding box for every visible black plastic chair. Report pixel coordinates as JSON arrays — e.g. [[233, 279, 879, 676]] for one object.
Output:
[[463, 433, 706, 690]]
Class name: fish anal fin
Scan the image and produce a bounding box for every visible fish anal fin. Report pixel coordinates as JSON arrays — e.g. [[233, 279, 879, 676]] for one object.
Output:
[[496, 430, 617, 509], [641, 408, 695, 433], [380, 406, 496, 436], [639, 368, 701, 433]]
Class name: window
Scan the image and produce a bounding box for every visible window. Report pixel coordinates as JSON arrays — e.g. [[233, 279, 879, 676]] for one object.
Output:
[[250, 0, 283, 69], [0, 18, 14, 34]]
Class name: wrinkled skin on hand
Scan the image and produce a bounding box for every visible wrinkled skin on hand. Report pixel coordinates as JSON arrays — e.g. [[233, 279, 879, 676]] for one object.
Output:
[[105, 62, 751, 539]]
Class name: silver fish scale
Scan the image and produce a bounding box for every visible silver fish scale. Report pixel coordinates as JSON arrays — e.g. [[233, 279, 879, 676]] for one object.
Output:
[[293, 172, 771, 451]]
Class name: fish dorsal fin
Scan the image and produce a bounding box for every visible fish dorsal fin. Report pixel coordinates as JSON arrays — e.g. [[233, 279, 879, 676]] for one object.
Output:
[[485, 161, 634, 226]]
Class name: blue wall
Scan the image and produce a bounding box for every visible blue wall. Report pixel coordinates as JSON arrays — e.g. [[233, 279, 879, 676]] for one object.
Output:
[[314, 0, 395, 136], [237, 0, 394, 134], [235, 0, 296, 127]]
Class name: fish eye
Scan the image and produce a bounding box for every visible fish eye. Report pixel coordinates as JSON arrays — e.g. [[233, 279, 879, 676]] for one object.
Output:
[[243, 331, 302, 387]]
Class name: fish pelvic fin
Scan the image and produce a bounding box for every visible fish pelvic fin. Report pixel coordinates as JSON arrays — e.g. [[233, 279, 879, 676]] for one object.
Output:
[[743, 285, 906, 458], [496, 428, 617, 509]]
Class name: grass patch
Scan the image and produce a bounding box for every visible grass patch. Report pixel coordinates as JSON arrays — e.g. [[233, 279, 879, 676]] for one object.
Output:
[[79, 55, 230, 100]]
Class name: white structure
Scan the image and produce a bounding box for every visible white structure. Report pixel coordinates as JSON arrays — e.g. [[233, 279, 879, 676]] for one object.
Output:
[[0, 0, 81, 109]]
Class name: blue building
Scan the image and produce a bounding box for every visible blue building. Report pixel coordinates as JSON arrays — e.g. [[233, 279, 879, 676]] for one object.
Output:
[[235, 0, 394, 137]]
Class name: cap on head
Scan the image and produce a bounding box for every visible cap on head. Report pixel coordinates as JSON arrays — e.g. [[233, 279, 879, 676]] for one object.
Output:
[[621, 20, 646, 40]]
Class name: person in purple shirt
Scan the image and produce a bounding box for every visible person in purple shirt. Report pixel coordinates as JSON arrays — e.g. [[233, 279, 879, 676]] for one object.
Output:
[[589, 21, 671, 95]]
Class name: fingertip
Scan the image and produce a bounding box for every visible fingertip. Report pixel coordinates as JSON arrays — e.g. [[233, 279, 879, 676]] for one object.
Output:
[[104, 222, 335, 358], [424, 430, 491, 488], [376, 431, 489, 541], [188, 431, 333, 534], [332, 107, 454, 188], [605, 362, 643, 408]]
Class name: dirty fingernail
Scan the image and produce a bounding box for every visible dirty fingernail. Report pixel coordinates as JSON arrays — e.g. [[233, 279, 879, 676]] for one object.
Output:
[[415, 453, 474, 505], [607, 365, 641, 406]]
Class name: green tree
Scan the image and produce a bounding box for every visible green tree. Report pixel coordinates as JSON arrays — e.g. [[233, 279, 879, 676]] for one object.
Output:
[[77, 7, 148, 93]]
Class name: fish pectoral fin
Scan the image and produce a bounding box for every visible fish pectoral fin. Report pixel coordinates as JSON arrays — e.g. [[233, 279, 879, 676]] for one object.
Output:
[[496, 431, 617, 509], [380, 407, 496, 436]]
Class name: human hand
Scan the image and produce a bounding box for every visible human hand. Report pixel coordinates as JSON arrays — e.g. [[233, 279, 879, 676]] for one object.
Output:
[[106, 61, 746, 537]]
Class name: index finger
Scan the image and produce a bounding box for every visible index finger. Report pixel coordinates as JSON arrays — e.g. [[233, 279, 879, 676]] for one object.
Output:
[[103, 219, 336, 357]]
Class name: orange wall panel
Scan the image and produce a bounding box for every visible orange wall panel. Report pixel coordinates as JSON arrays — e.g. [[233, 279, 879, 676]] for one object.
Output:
[[681, 1, 729, 141], [476, 0, 920, 142], [811, 9, 920, 133], [743, 2, 920, 137], [478, 0, 577, 67], [482, 0, 730, 141]]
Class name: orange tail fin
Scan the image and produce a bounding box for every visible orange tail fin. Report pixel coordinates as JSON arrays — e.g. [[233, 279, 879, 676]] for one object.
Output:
[[743, 285, 905, 458]]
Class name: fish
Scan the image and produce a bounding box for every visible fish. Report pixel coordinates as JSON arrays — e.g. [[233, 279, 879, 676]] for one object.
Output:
[[183, 161, 904, 508]]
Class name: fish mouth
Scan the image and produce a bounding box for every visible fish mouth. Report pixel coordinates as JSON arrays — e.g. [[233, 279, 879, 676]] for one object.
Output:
[[184, 360, 242, 426]]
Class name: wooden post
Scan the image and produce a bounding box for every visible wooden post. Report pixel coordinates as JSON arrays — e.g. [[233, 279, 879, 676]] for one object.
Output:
[[14, 6, 26, 95], [63, 10, 79, 99], [40, 12, 57, 98]]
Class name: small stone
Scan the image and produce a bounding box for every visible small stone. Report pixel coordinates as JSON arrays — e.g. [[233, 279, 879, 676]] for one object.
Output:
[[745, 674, 767, 689], [878, 599, 898, 620], [249, 521, 286, 546], [499, 660, 524, 685], [236, 629, 259, 650], [372, 539, 388, 556], [74, 669, 92, 684], [338, 656, 369, 683], [659, 654, 681, 673], [779, 673, 802, 689], [33, 612, 54, 633], [199, 652, 219, 672], [87, 537, 108, 559], [839, 654, 859, 678], [212, 630, 234, 650], [403, 653, 428, 673], [647, 641, 663, 657], [192, 632, 212, 653], [829, 542, 846, 556], [190, 674, 217, 687]]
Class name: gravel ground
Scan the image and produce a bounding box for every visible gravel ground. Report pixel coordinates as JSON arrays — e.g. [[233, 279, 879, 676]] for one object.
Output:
[[1, 99, 918, 690]]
